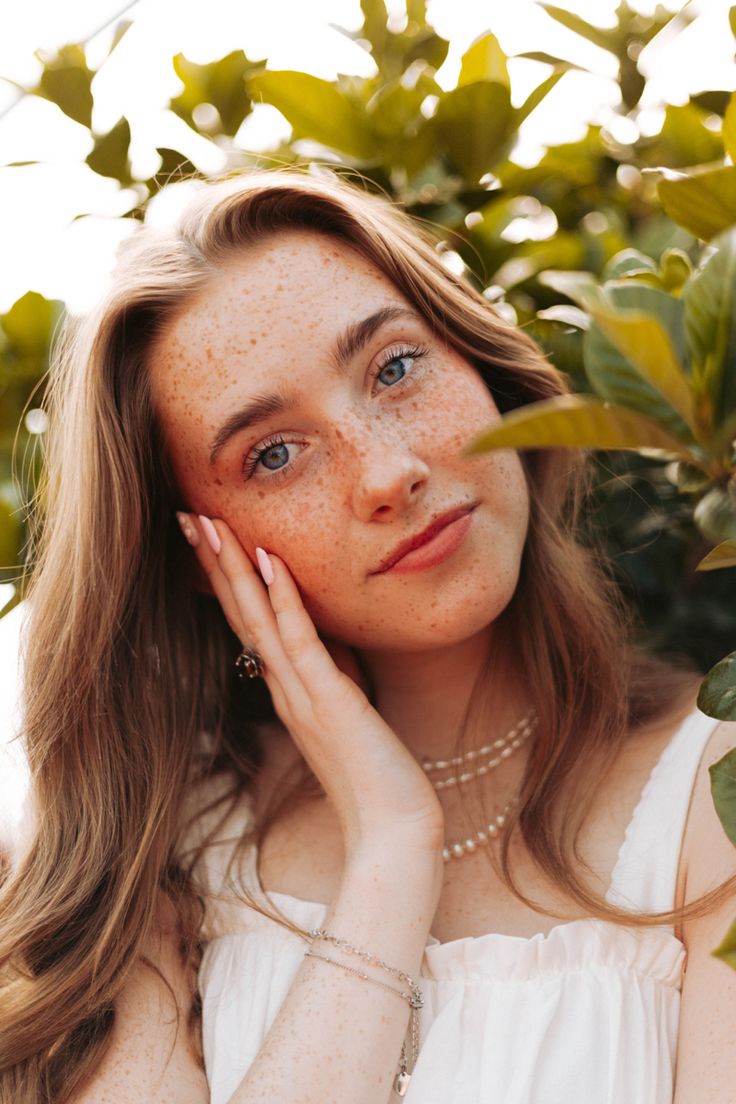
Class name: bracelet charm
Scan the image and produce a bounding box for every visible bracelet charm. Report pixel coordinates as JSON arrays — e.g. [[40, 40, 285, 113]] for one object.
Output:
[[305, 927, 422, 1097]]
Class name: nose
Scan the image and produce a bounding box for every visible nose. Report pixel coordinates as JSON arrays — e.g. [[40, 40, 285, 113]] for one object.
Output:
[[345, 420, 430, 523]]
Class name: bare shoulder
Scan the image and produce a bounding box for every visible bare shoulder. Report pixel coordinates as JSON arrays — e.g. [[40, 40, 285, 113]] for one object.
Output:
[[70, 895, 208, 1104], [680, 715, 736, 922], [673, 716, 736, 1103]]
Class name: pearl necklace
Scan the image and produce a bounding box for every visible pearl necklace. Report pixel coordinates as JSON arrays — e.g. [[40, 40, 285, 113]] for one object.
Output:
[[441, 794, 521, 862], [420, 710, 537, 863]]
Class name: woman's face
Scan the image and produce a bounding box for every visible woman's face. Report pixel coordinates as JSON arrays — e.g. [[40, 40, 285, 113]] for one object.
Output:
[[149, 227, 530, 650]]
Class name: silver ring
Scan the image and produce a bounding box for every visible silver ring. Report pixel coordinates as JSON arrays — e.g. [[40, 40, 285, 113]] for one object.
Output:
[[235, 647, 265, 679]]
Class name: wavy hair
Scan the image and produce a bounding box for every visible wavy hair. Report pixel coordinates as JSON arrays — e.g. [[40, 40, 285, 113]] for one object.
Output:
[[1, 165, 731, 1102]]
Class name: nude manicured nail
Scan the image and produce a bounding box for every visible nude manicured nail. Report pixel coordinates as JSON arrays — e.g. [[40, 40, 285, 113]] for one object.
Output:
[[198, 515, 221, 555], [256, 547, 274, 586], [176, 511, 199, 547]]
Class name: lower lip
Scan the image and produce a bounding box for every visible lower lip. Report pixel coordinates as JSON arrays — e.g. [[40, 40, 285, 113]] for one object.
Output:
[[380, 510, 475, 575]]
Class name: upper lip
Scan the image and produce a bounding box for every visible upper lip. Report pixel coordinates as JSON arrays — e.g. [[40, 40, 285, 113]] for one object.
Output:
[[371, 502, 478, 574]]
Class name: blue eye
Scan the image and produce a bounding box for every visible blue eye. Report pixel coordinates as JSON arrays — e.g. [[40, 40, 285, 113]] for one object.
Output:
[[241, 342, 430, 482], [373, 343, 428, 389], [242, 434, 296, 481]]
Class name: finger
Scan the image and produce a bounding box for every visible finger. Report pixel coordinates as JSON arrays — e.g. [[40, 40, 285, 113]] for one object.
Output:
[[208, 519, 312, 715], [262, 552, 363, 714], [178, 513, 250, 644]]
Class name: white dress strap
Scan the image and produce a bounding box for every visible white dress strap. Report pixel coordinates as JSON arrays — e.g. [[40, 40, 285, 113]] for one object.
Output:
[[606, 706, 722, 916]]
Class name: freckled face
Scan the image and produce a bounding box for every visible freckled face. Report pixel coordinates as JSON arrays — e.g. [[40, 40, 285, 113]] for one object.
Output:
[[148, 228, 530, 649]]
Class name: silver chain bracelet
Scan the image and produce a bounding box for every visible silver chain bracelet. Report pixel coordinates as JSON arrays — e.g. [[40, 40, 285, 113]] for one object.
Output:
[[305, 927, 423, 1097]]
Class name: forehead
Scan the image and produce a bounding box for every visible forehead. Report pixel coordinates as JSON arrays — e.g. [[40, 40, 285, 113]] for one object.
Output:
[[147, 228, 419, 475], [150, 228, 408, 388]]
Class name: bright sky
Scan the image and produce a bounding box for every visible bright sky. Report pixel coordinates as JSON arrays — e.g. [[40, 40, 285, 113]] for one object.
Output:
[[0, 0, 733, 315]]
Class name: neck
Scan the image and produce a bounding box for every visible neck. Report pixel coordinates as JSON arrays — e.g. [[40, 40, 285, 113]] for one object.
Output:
[[358, 626, 532, 770]]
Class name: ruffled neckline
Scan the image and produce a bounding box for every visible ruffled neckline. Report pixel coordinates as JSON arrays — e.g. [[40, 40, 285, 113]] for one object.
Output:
[[253, 888, 685, 987]]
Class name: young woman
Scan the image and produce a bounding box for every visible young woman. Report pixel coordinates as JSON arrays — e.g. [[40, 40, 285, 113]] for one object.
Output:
[[1, 166, 735, 1104]]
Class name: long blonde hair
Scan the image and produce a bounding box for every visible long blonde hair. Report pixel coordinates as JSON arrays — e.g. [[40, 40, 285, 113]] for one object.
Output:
[[1, 165, 731, 1102]]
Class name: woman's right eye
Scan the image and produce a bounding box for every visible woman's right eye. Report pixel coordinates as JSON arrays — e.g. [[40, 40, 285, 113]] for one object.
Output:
[[242, 434, 305, 482]]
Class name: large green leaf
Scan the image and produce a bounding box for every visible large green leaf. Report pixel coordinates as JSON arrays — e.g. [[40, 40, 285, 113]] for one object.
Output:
[[710, 745, 736, 847], [696, 540, 736, 571], [462, 395, 698, 459], [683, 227, 736, 428], [457, 32, 509, 89], [85, 117, 132, 185], [172, 51, 262, 136], [657, 164, 736, 241], [543, 272, 695, 440], [433, 81, 515, 181], [587, 307, 697, 436], [246, 70, 377, 159], [35, 44, 94, 128]]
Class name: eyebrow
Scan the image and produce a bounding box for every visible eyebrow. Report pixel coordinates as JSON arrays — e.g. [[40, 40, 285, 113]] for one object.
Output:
[[208, 305, 423, 466]]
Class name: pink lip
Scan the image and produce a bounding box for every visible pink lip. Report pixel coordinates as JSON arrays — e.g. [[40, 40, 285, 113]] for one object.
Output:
[[371, 504, 478, 575]]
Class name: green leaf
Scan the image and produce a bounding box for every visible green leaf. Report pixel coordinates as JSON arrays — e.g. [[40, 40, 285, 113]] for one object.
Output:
[[691, 90, 732, 117], [360, 0, 389, 60], [699, 651, 736, 721], [1, 291, 62, 356], [696, 540, 736, 571], [710, 745, 736, 846], [513, 51, 587, 70], [677, 461, 712, 494], [246, 70, 376, 159], [462, 395, 697, 459], [587, 306, 697, 436], [694, 484, 736, 542], [458, 32, 509, 89], [712, 914, 736, 969], [146, 147, 199, 194], [85, 117, 132, 185], [538, 4, 616, 54], [603, 250, 658, 280], [0, 493, 21, 572], [515, 68, 568, 127], [538, 269, 604, 309], [433, 81, 515, 181], [403, 31, 449, 71], [730, 6, 736, 39], [724, 93, 736, 163], [406, 0, 427, 24], [657, 164, 736, 241], [36, 44, 94, 128], [545, 273, 696, 440], [660, 103, 724, 168], [659, 248, 693, 293], [172, 51, 262, 136], [683, 227, 736, 426]]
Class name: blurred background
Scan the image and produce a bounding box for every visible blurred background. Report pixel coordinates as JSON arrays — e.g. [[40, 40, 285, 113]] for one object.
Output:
[[0, 0, 734, 690]]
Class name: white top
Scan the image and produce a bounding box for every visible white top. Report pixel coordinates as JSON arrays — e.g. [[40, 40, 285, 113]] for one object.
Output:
[[191, 706, 721, 1104]]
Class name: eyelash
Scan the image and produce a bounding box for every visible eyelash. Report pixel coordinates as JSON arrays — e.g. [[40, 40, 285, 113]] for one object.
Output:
[[241, 342, 430, 482]]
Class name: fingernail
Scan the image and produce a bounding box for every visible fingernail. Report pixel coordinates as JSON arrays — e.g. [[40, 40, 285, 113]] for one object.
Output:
[[198, 515, 221, 555], [176, 511, 199, 547], [256, 547, 274, 586]]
